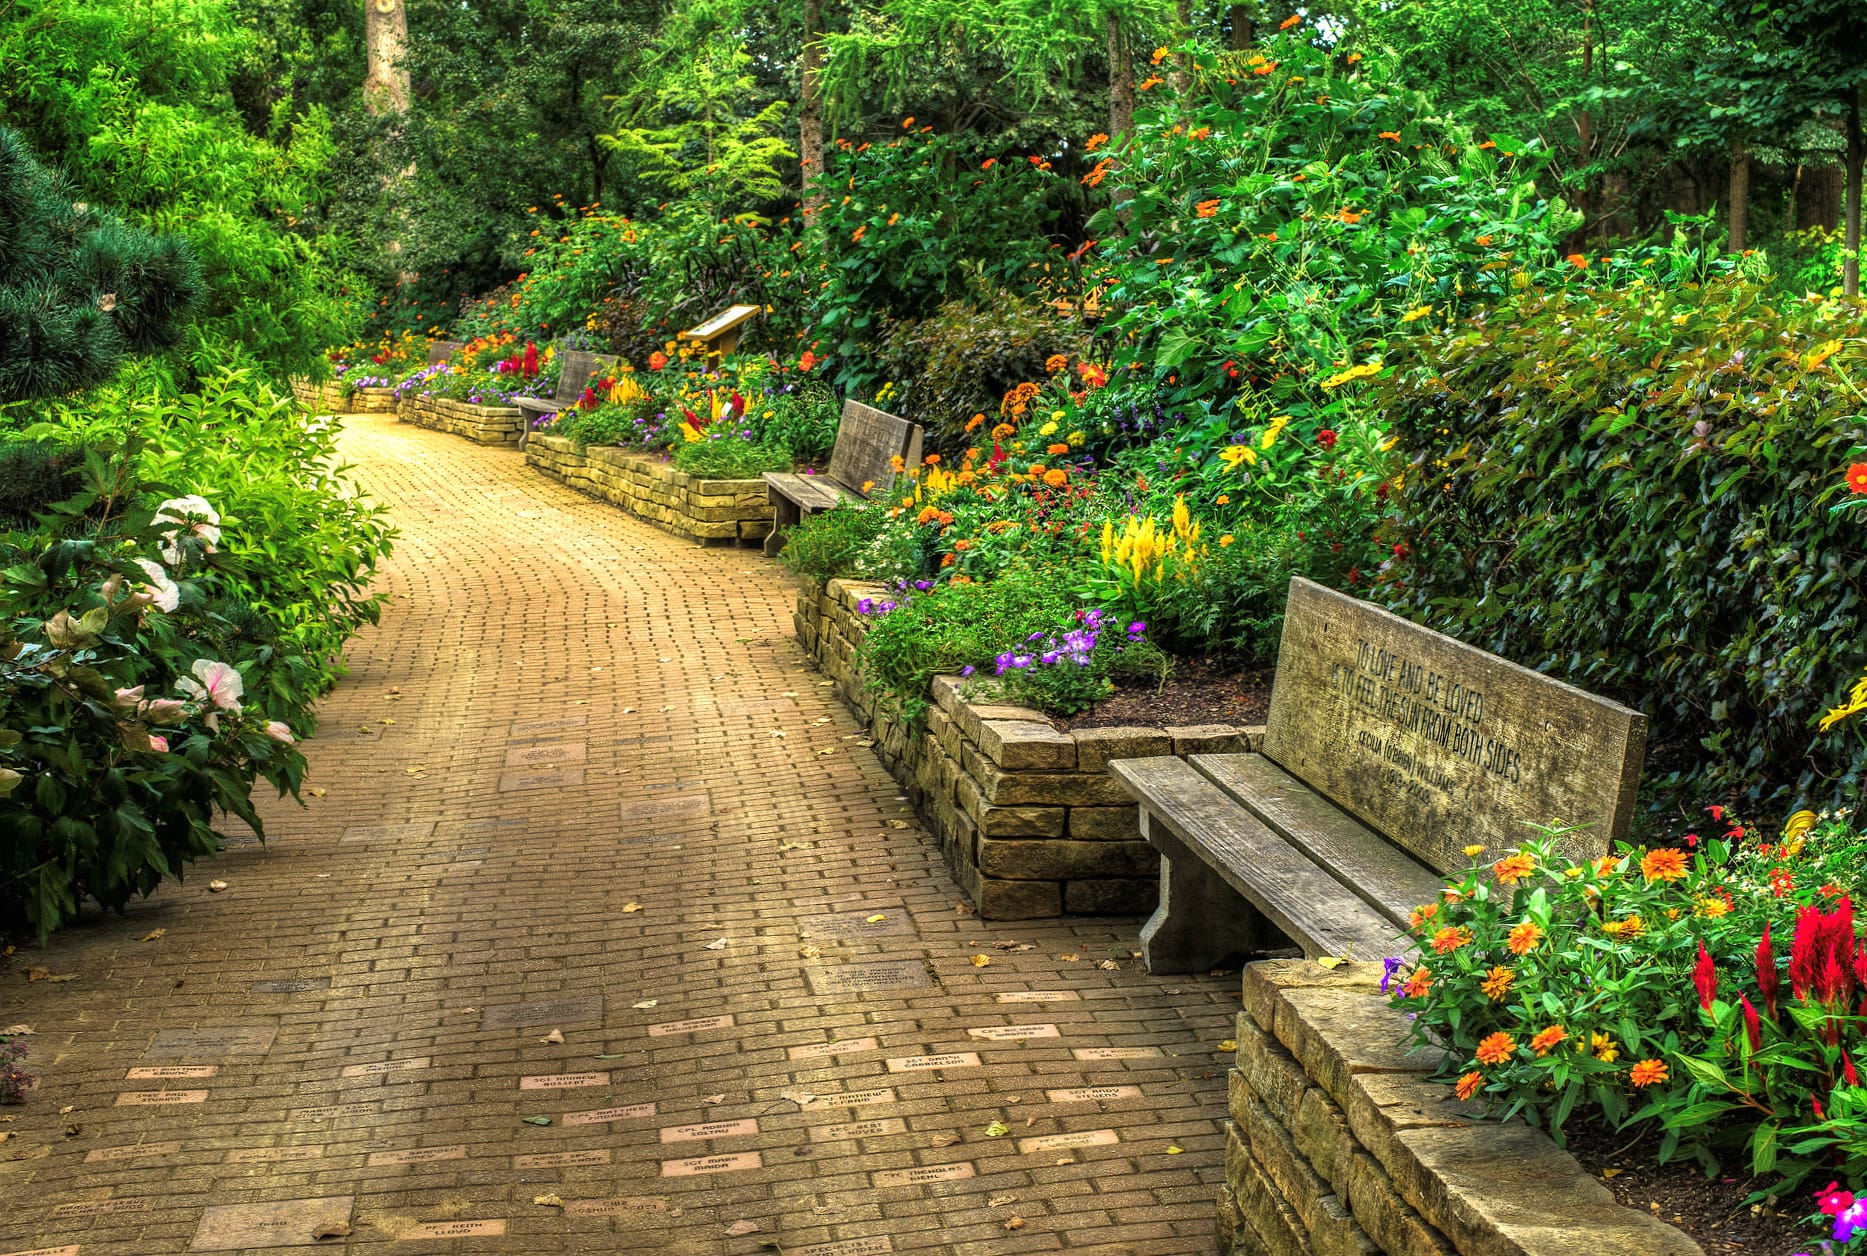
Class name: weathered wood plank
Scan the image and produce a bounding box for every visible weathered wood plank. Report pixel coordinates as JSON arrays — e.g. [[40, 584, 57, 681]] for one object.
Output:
[[1110, 757, 1402, 962], [826, 401, 918, 499], [1189, 753, 1444, 929], [763, 472, 848, 512]]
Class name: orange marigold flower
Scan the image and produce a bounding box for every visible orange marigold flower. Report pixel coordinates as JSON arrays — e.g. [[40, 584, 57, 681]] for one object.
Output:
[[1529, 1025, 1568, 1057], [1047, 443, 1070, 455], [1279, 13, 1302, 28], [924, 453, 941, 465], [1043, 468, 1068, 488], [1045, 354, 1069, 374], [1085, 133, 1109, 152], [1138, 75, 1163, 91], [1506, 921, 1543, 955], [1195, 199, 1220, 218], [965, 413, 986, 433], [1640, 848, 1689, 882], [1401, 966, 1432, 998], [1493, 853, 1535, 885], [991, 423, 1017, 441], [1430, 925, 1473, 954], [1847, 463, 1867, 495], [953, 539, 972, 551], [1455, 1070, 1484, 1101], [1378, 131, 1401, 141], [1408, 902, 1439, 929], [1629, 1059, 1669, 1087], [1566, 252, 1588, 268], [1150, 45, 1169, 65], [1479, 966, 1515, 1002], [1474, 1032, 1516, 1066], [648, 351, 668, 371]]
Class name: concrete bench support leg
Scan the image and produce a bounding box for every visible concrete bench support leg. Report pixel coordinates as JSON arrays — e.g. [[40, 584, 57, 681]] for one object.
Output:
[[765, 493, 801, 558], [1138, 810, 1269, 974]]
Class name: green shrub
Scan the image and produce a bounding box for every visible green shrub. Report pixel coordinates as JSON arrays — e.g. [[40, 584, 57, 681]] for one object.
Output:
[[0, 440, 84, 525], [670, 436, 788, 479], [780, 502, 891, 583], [1376, 279, 1867, 817]]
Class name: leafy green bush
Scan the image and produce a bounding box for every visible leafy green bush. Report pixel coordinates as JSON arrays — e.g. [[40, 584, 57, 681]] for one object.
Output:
[[0, 441, 85, 525], [780, 503, 892, 582], [670, 437, 787, 479], [1376, 279, 1867, 816]]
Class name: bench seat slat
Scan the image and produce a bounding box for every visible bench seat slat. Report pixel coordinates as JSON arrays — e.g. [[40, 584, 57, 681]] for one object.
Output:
[[763, 472, 851, 511], [1110, 757, 1403, 961], [1189, 753, 1446, 930]]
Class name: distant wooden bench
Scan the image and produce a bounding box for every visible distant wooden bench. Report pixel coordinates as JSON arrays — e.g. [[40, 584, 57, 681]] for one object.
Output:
[[515, 347, 620, 442], [1110, 578, 1648, 970], [762, 400, 922, 558], [426, 339, 463, 365]]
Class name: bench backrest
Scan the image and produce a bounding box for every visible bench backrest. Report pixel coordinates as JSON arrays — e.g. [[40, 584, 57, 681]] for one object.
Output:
[[554, 348, 621, 402], [1262, 578, 1646, 874], [426, 339, 463, 365], [826, 400, 923, 497]]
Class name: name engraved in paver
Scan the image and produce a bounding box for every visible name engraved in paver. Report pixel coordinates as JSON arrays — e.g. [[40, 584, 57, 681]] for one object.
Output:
[[338, 821, 436, 844], [1071, 1046, 1163, 1060], [563, 1197, 669, 1218], [126, 1065, 217, 1079], [797, 913, 915, 939], [400, 1220, 506, 1239], [1046, 1086, 1142, 1102], [52, 1198, 152, 1218], [788, 1037, 878, 1061], [224, 1146, 323, 1164], [787, 1237, 896, 1256], [503, 741, 588, 768], [519, 1072, 609, 1090], [995, 991, 1080, 1003], [564, 1102, 656, 1126], [796, 1088, 896, 1110], [145, 1025, 277, 1058], [871, 1163, 974, 1187], [804, 960, 934, 996], [660, 1151, 762, 1176], [884, 1053, 981, 1072], [0, 1246, 81, 1256], [250, 978, 331, 994], [658, 1118, 758, 1143], [115, 1090, 208, 1106], [619, 794, 710, 822], [291, 1101, 380, 1122], [85, 1140, 184, 1164], [511, 715, 587, 736], [809, 1118, 907, 1142], [340, 1057, 429, 1077], [648, 1015, 734, 1036], [367, 1145, 467, 1165], [190, 1196, 357, 1251], [1018, 1129, 1120, 1153], [513, 1149, 611, 1168], [480, 997, 603, 1029], [499, 767, 584, 792], [966, 1024, 1060, 1041]]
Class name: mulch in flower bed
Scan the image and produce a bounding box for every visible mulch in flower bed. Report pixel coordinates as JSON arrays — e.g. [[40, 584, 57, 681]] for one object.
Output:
[[1062, 656, 1273, 731], [1562, 1115, 1808, 1253]]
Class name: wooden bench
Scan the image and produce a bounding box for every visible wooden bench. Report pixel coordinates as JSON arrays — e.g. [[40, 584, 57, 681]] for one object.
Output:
[[425, 339, 463, 365], [761, 400, 923, 558], [514, 347, 620, 443], [1110, 578, 1648, 970]]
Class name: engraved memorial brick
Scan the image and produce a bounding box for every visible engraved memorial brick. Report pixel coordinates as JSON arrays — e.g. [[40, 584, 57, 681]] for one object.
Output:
[[872, 1163, 974, 1187]]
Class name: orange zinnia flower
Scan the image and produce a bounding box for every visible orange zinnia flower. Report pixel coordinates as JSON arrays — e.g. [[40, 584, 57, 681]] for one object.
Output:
[[1430, 925, 1473, 954], [1479, 966, 1515, 1001], [1493, 853, 1535, 885], [1629, 1059, 1668, 1087], [1455, 1070, 1484, 1100], [965, 413, 986, 433], [1507, 922, 1543, 955], [1401, 966, 1432, 998], [1530, 1025, 1568, 1057], [1640, 848, 1689, 882], [1047, 443, 1070, 455], [1847, 463, 1867, 495], [1475, 1032, 1515, 1065], [1195, 199, 1220, 218], [1408, 902, 1439, 929], [1043, 469, 1068, 487]]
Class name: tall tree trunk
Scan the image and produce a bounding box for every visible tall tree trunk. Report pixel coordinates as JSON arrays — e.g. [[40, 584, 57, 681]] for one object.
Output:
[[1727, 136, 1749, 253], [1107, 12, 1133, 141], [364, 0, 411, 116], [1230, 3, 1254, 49], [1847, 88, 1862, 297], [1801, 163, 1843, 231], [800, 0, 825, 218], [1570, 0, 1593, 248], [1172, 0, 1193, 94]]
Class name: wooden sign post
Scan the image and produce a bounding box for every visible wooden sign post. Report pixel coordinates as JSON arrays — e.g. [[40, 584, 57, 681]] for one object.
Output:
[[679, 304, 760, 360]]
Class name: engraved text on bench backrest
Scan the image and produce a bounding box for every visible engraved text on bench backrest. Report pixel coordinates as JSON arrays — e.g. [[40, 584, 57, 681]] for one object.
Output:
[[826, 400, 919, 497], [1261, 578, 1646, 874]]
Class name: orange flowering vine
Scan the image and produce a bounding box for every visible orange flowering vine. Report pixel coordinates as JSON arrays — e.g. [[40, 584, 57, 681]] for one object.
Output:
[[1195, 199, 1220, 218]]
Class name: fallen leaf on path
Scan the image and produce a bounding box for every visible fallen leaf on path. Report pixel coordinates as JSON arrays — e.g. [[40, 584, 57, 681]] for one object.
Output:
[[1166, 1145, 1185, 1154], [1602, 1168, 1623, 1179], [703, 938, 727, 951], [703, 1093, 726, 1104], [141, 929, 166, 942], [312, 1222, 351, 1240], [1097, 959, 1120, 970], [404, 767, 425, 775], [970, 955, 990, 968], [816, 748, 836, 756], [621, 902, 642, 913], [780, 1090, 815, 1106], [521, 1116, 552, 1126], [855, 738, 875, 747], [540, 1029, 565, 1044], [1005, 1216, 1025, 1230], [770, 730, 785, 739], [533, 1194, 564, 1207], [779, 843, 803, 853], [988, 1195, 1018, 1208], [631, 999, 658, 1010], [929, 1133, 961, 1148], [797, 945, 822, 959], [812, 717, 830, 726], [380, 718, 395, 726], [24, 968, 47, 982], [887, 820, 908, 829], [58, 1106, 73, 1115], [781, 691, 797, 697], [623, 707, 635, 714], [865, 914, 886, 924], [992, 941, 1033, 951], [1, 1025, 32, 1035], [208, 880, 229, 893], [724, 1221, 761, 1236], [983, 1122, 1010, 1138], [309, 788, 326, 797], [1216, 1039, 1238, 1053], [1059, 953, 1079, 962]]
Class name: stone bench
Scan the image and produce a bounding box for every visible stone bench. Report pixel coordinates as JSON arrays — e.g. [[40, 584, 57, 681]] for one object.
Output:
[[1111, 577, 1647, 970], [515, 347, 620, 440], [762, 400, 922, 558]]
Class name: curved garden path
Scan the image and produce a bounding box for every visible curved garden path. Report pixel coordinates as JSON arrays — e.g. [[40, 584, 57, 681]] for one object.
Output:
[[1, 410, 1235, 1255]]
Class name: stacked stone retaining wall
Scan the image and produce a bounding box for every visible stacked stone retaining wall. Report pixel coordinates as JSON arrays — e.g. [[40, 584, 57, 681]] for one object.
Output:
[[292, 380, 396, 414], [396, 394, 525, 446], [525, 434, 771, 546]]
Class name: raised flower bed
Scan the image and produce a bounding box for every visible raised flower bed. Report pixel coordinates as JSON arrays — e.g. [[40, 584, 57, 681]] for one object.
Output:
[[526, 434, 772, 545], [799, 576, 1260, 918], [396, 393, 526, 446], [291, 379, 397, 414]]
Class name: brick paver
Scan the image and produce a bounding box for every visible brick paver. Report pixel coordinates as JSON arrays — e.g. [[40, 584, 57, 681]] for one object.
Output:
[[0, 412, 1236, 1255]]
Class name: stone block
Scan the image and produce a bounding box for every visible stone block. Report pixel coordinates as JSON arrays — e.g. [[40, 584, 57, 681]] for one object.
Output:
[[1072, 725, 1175, 773], [976, 877, 1061, 919], [977, 838, 1156, 881], [1242, 1093, 1332, 1237], [1218, 1184, 1245, 1256], [1062, 877, 1157, 914], [1169, 723, 1250, 755], [977, 719, 1076, 771], [1237, 1015, 1312, 1128], [1344, 1149, 1456, 1256], [970, 755, 1134, 806], [1067, 804, 1141, 840], [1294, 1084, 1353, 1199], [977, 804, 1066, 838], [1232, 1127, 1316, 1256], [1273, 987, 1441, 1112]]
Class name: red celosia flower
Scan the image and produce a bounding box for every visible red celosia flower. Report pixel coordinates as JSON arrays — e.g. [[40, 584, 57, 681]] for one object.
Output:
[[578, 387, 597, 411], [1739, 993, 1762, 1051], [522, 341, 539, 378], [1318, 429, 1338, 450], [1693, 941, 1717, 1012], [1756, 923, 1779, 1019]]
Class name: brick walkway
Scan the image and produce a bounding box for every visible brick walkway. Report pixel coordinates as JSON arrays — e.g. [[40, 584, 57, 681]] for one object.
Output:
[[0, 412, 1236, 1256]]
